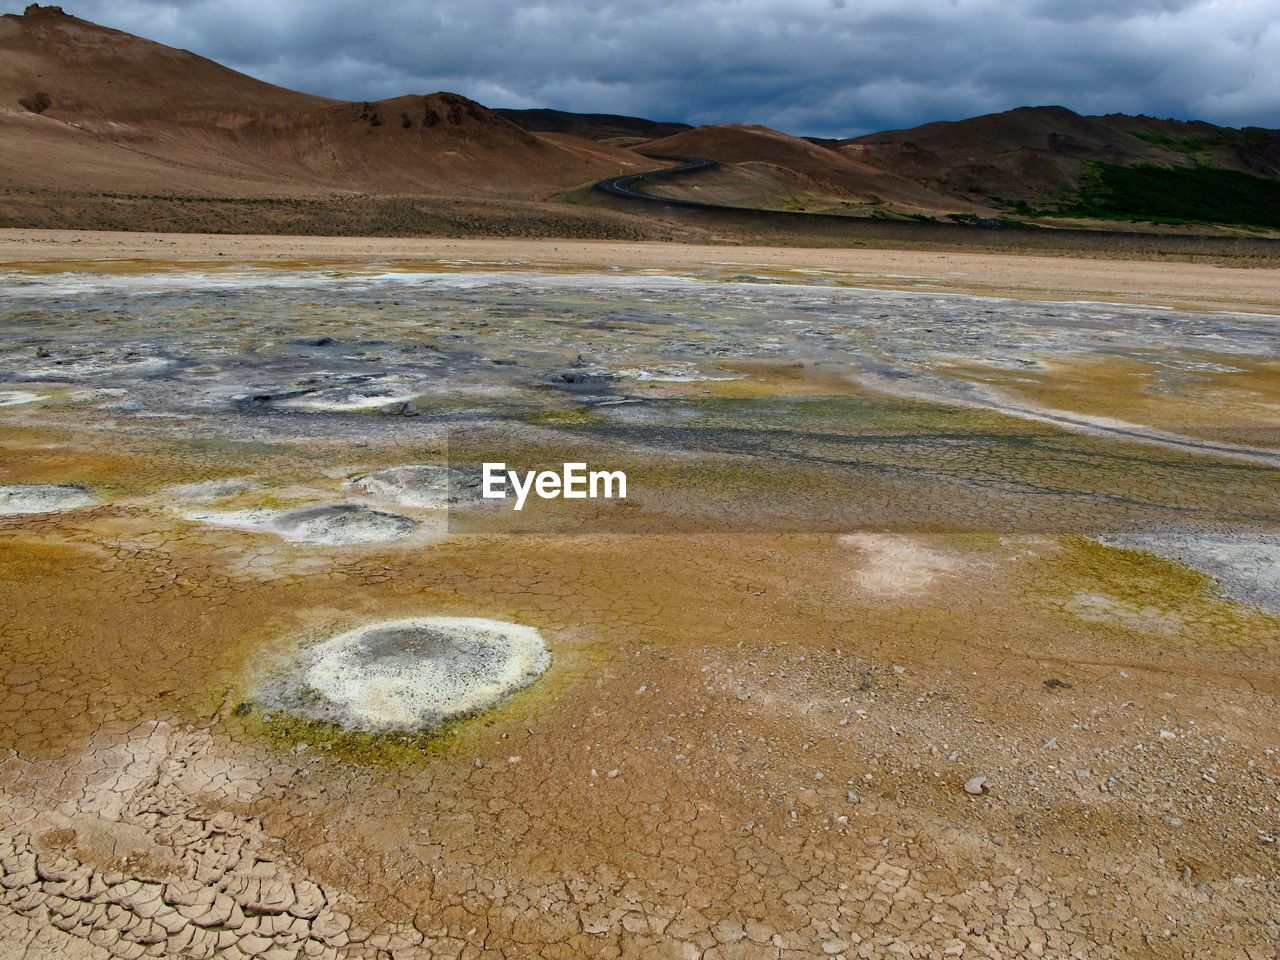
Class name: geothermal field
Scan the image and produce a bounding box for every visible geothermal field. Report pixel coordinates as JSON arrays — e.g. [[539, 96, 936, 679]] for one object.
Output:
[[1, 258, 1277, 959]]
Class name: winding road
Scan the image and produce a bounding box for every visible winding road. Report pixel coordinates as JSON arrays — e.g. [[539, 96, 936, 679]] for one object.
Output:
[[593, 156, 724, 210], [592, 154, 1016, 223]]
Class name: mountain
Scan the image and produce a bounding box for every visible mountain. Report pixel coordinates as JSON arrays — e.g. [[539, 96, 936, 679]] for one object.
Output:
[[0, 5, 654, 205], [494, 108, 691, 146], [836, 106, 1280, 227], [843, 105, 1280, 209]]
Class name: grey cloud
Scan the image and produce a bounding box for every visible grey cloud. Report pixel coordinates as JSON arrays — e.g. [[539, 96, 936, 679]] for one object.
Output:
[[20, 0, 1280, 136]]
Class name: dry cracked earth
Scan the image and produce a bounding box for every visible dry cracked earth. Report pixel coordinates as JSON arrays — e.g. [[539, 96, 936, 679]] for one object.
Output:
[[0, 263, 1277, 960]]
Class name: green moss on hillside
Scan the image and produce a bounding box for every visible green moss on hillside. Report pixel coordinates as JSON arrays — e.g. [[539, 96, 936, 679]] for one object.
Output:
[[1054, 162, 1280, 228], [1129, 126, 1276, 160]]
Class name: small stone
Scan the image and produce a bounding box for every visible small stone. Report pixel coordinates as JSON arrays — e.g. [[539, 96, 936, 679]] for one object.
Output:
[[891, 665, 905, 675], [964, 776, 988, 795]]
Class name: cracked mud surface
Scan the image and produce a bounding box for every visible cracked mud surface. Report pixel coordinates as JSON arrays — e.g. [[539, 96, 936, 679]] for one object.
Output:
[[1, 263, 1277, 959]]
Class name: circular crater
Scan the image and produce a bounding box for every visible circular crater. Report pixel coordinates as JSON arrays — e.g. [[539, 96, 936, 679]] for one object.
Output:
[[261, 617, 551, 731], [344, 464, 478, 509], [269, 504, 416, 544], [0, 483, 96, 515], [274, 384, 420, 413], [188, 503, 416, 545]]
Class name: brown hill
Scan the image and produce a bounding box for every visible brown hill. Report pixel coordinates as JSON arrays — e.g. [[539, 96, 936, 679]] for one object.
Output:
[[637, 124, 985, 215], [0, 5, 654, 204], [843, 105, 1280, 207], [494, 108, 691, 147]]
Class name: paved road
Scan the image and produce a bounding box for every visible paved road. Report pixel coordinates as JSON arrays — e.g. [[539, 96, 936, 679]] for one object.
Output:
[[593, 156, 724, 210]]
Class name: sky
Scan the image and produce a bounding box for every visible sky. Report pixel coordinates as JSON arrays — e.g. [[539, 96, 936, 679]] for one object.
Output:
[[25, 0, 1280, 136]]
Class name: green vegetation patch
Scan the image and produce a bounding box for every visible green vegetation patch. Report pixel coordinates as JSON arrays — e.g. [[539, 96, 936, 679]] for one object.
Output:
[[1129, 126, 1276, 159], [1055, 162, 1280, 228], [231, 700, 462, 766]]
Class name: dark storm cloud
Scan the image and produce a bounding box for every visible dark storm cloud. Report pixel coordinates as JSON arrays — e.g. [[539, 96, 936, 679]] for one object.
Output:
[[31, 0, 1280, 135]]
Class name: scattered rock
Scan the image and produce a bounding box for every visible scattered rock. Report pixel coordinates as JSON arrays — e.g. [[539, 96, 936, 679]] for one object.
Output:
[[550, 371, 615, 386]]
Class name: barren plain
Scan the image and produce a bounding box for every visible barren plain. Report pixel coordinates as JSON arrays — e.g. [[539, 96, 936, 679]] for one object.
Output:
[[0, 236, 1277, 960]]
